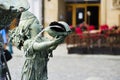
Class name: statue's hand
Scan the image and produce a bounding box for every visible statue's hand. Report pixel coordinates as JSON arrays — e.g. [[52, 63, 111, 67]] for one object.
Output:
[[52, 36, 65, 45]]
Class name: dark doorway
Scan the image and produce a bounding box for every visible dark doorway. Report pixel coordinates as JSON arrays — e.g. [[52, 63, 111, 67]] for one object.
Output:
[[66, 6, 73, 25], [76, 8, 85, 26], [87, 6, 99, 29]]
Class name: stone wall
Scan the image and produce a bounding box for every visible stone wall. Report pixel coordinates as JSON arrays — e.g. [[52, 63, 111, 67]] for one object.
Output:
[[101, 0, 120, 27]]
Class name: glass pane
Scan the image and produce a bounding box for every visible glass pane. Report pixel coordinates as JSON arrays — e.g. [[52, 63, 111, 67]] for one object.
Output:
[[76, 8, 85, 26]]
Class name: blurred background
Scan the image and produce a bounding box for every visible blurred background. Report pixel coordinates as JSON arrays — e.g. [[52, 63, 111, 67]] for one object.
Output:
[[7, 0, 120, 80], [27, 0, 120, 29]]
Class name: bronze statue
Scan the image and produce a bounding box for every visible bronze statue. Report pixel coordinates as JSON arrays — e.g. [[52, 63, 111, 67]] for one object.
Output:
[[0, 0, 71, 80], [11, 10, 71, 80]]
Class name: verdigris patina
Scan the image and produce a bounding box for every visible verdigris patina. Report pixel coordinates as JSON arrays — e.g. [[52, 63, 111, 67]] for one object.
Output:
[[11, 10, 71, 80], [0, 0, 71, 80]]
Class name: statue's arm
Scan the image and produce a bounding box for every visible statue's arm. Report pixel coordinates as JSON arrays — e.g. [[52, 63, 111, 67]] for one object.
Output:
[[32, 36, 64, 51]]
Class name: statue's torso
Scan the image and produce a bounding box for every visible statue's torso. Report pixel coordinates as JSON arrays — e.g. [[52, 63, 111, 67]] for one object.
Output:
[[22, 38, 49, 80]]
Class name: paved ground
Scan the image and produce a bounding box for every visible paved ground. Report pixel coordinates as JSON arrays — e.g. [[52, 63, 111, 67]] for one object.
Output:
[[7, 44, 120, 80]]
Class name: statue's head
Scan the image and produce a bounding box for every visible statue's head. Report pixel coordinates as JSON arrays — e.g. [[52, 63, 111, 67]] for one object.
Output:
[[46, 21, 72, 37], [0, 0, 29, 30]]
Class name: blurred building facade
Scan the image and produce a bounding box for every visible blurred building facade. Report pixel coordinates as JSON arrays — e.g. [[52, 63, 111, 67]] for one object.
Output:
[[43, 0, 120, 29], [8, 0, 120, 30], [43, 0, 66, 27]]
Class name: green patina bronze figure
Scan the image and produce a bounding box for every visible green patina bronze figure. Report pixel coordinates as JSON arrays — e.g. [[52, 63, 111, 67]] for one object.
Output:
[[11, 10, 71, 80], [0, 0, 71, 80]]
